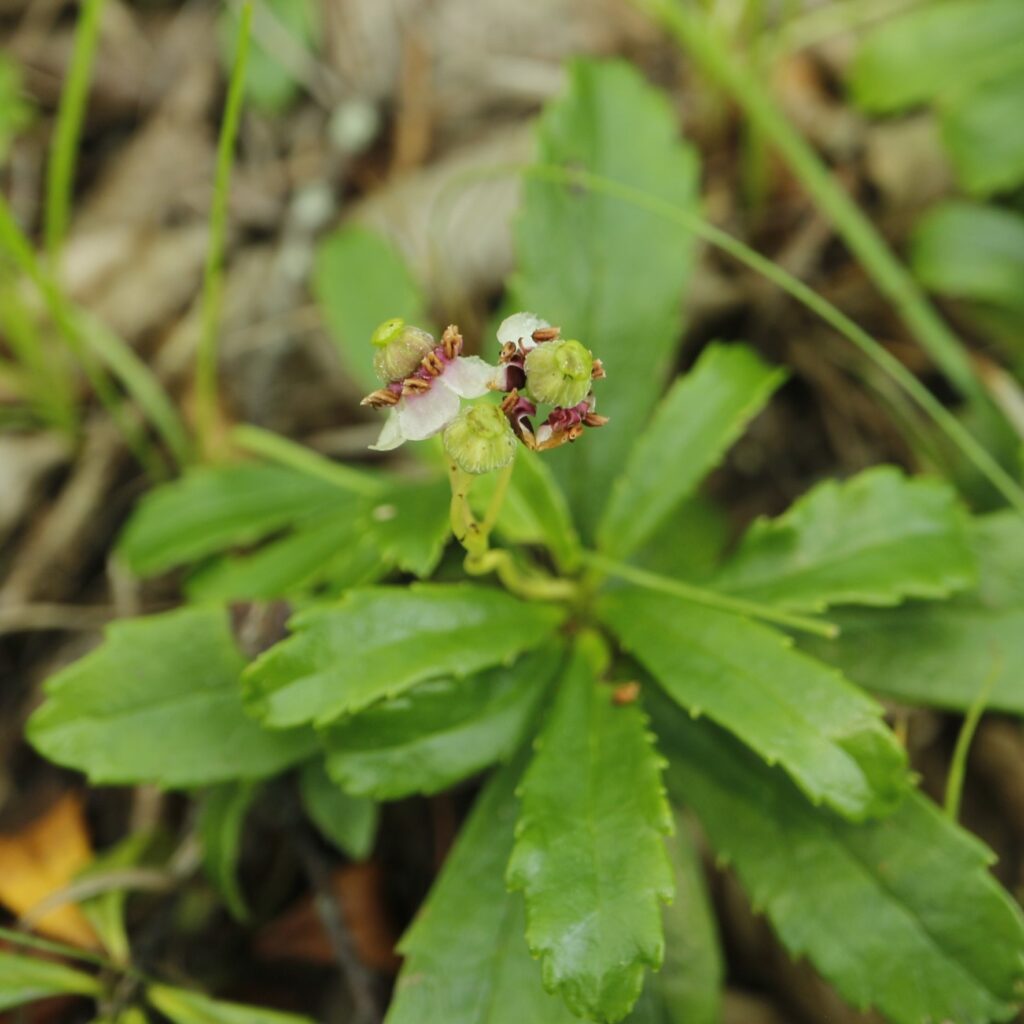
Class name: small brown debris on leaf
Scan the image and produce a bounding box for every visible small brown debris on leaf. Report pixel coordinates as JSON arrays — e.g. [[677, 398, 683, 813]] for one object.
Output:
[[612, 681, 641, 706]]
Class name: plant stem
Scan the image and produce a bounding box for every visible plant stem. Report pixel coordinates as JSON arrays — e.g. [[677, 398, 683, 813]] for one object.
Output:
[[45, 0, 106, 262], [76, 309, 192, 465], [194, 1, 253, 459], [447, 460, 486, 555], [230, 424, 383, 495], [481, 461, 514, 535], [944, 659, 1001, 820], [446, 459, 575, 600], [635, 0, 985, 408], [465, 548, 578, 602], [583, 551, 839, 638], [522, 164, 1024, 517], [0, 924, 114, 970]]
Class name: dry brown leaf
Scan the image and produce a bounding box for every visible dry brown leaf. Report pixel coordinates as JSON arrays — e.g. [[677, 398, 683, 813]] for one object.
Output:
[[254, 863, 398, 972], [0, 794, 100, 949]]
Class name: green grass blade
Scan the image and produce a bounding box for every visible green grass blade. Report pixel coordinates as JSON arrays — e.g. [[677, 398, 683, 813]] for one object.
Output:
[[944, 661, 1001, 820], [0, 284, 76, 433], [0, 195, 188, 472], [195, 0, 253, 456], [634, 0, 985, 408], [523, 164, 1024, 518], [75, 311, 192, 464], [45, 0, 105, 261]]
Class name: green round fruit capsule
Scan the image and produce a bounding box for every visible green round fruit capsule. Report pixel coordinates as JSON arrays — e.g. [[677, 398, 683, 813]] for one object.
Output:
[[443, 404, 517, 474], [371, 320, 435, 383], [524, 339, 593, 408]]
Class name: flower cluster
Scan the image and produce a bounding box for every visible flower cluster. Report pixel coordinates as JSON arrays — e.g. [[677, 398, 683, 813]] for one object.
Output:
[[492, 312, 607, 452], [361, 312, 607, 473]]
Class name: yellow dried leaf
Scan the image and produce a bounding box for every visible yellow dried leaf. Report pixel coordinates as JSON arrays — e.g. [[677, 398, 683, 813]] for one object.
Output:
[[0, 793, 100, 948]]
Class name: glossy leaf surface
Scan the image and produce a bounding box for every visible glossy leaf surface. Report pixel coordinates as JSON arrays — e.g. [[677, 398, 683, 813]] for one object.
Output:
[[507, 643, 673, 1022], [28, 608, 315, 787], [601, 589, 908, 819]]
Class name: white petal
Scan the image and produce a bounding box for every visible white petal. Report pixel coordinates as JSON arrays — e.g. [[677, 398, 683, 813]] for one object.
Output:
[[397, 384, 460, 440], [496, 311, 551, 350], [442, 356, 500, 398], [369, 411, 405, 451]]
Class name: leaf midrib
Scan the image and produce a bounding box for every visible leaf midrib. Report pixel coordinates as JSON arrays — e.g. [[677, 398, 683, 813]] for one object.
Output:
[[817, 809, 1013, 1012], [722, 522, 962, 598]]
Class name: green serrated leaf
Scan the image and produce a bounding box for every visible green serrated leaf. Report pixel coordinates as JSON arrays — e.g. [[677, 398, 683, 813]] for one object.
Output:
[[510, 58, 700, 538], [122, 458, 446, 600], [320, 642, 562, 799], [849, 0, 1024, 113], [27, 608, 315, 787], [626, 812, 723, 1024], [507, 642, 673, 1022], [368, 477, 451, 577], [802, 510, 1024, 714], [941, 71, 1024, 195], [600, 589, 908, 820], [117, 463, 356, 577], [199, 781, 258, 922], [911, 201, 1024, 319], [298, 759, 378, 859], [184, 512, 382, 602], [653, 697, 1024, 1024], [244, 585, 564, 728], [712, 466, 976, 612], [630, 495, 729, 583], [147, 984, 315, 1024], [387, 760, 577, 1024], [0, 951, 100, 1011], [600, 344, 785, 558], [313, 225, 429, 394]]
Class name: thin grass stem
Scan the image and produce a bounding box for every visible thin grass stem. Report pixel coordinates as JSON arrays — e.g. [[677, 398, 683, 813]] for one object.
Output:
[[944, 659, 1001, 820], [45, 0, 106, 261], [194, 0, 253, 457], [523, 164, 1024, 516], [634, 0, 984, 406]]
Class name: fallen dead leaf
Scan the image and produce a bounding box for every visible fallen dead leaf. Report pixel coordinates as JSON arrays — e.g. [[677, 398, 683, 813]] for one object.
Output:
[[0, 794, 100, 949], [254, 862, 398, 972]]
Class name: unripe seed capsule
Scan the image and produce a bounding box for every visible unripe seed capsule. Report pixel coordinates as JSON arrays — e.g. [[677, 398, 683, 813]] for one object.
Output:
[[524, 338, 594, 408], [371, 319, 436, 383], [443, 404, 517, 474]]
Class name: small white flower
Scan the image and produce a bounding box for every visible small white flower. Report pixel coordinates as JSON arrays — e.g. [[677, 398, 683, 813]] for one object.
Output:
[[370, 356, 499, 452], [496, 311, 553, 352]]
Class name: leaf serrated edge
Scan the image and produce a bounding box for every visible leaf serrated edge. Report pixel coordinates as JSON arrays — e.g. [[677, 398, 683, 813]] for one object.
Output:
[[507, 689, 675, 1022], [606, 594, 911, 821], [718, 467, 977, 613], [599, 345, 787, 557]]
